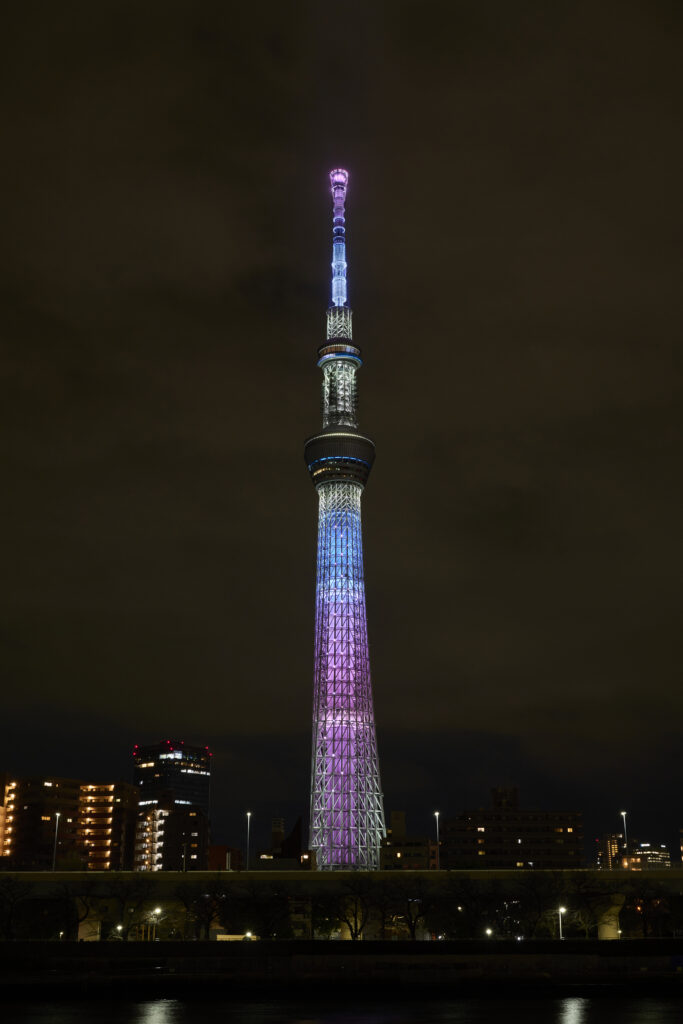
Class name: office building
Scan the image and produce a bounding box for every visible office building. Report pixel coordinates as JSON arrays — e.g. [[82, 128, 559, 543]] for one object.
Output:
[[625, 842, 671, 870], [132, 740, 211, 870], [133, 740, 211, 812]]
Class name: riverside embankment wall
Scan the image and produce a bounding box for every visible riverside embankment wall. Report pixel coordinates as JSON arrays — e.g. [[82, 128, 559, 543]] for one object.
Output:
[[4, 939, 683, 995]]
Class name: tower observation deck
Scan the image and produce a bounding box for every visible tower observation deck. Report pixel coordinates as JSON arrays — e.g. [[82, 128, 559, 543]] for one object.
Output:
[[304, 169, 386, 870]]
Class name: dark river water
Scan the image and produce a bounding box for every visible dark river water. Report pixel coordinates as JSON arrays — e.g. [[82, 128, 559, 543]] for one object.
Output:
[[5, 997, 683, 1024]]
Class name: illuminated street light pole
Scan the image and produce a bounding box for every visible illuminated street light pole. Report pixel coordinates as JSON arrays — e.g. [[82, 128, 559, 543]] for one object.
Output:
[[434, 811, 440, 870], [246, 811, 252, 871], [52, 812, 61, 871], [620, 810, 628, 864], [558, 906, 566, 940]]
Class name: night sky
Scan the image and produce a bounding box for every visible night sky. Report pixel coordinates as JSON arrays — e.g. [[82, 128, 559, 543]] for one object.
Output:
[[1, 2, 681, 857]]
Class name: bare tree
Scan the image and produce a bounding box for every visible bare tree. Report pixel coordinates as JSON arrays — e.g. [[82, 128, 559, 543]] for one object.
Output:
[[336, 876, 374, 941], [0, 877, 33, 941]]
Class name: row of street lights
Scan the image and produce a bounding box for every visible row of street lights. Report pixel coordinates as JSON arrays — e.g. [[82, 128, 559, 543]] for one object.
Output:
[[48, 804, 633, 876], [240, 807, 630, 874]]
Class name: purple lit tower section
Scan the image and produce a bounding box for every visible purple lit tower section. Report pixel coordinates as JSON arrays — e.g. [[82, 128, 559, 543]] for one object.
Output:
[[304, 169, 386, 870]]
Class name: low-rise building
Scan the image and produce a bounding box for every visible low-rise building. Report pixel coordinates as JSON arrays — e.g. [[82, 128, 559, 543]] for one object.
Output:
[[626, 842, 671, 870], [442, 787, 584, 870], [380, 811, 438, 870]]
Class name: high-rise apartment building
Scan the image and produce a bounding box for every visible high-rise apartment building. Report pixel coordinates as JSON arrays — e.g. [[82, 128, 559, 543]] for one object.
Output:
[[597, 832, 625, 869], [1, 776, 82, 869], [134, 802, 208, 871], [0, 775, 139, 870], [442, 787, 584, 870], [78, 782, 139, 871], [305, 170, 385, 870]]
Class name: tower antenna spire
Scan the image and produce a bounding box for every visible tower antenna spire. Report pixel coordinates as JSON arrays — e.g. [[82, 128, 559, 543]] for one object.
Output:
[[304, 169, 385, 870], [330, 168, 349, 308]]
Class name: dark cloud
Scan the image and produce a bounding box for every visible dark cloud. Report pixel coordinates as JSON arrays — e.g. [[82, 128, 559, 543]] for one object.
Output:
[[0, 1, 681, 852]]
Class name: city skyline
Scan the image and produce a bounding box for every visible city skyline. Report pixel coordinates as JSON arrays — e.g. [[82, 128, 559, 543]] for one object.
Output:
[[1, 2, 681, 856]]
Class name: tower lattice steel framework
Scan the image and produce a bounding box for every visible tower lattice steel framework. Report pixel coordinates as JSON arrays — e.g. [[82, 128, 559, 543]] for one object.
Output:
[[304, 169, 386, 870]]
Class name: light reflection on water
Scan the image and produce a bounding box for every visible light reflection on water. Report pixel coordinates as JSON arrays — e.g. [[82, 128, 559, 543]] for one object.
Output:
[[10, 998, 683, 1024], [560, 997, 587, 1024]]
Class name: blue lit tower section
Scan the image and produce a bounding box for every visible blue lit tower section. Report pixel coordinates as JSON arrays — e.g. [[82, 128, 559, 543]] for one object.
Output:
[[304, 169, 386, 870]]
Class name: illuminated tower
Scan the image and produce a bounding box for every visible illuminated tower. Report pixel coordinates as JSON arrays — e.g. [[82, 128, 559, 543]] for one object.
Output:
[[305, 169, 385, 870]]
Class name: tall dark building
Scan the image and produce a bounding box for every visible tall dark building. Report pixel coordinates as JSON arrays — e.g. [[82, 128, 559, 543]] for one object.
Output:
[[442, 787, 584, 870], [133, 740, 211, 812], [132, 740, 212, 871]]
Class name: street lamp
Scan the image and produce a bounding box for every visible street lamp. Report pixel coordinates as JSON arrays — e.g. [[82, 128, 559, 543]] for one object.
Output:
[[52, 812, 61, 871], [558, 906, 566, 940], [434, 811, 440, 870], [246, 811, 252, 871], [485, 928, 493, 937], [620, 810, 628, 862]]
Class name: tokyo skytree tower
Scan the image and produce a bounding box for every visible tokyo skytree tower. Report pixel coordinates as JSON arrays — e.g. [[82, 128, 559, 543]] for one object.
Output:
[[304, 169, 386, 870]]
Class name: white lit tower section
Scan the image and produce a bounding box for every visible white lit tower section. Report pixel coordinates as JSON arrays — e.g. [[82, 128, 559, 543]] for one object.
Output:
[[304, 169, 386, 870]]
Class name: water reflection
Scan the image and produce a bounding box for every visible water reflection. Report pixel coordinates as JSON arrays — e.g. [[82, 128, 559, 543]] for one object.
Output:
[[14, 997, 683, 1024], [135, 1001, 182, 1024], [559, 998, 586, 1024]]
